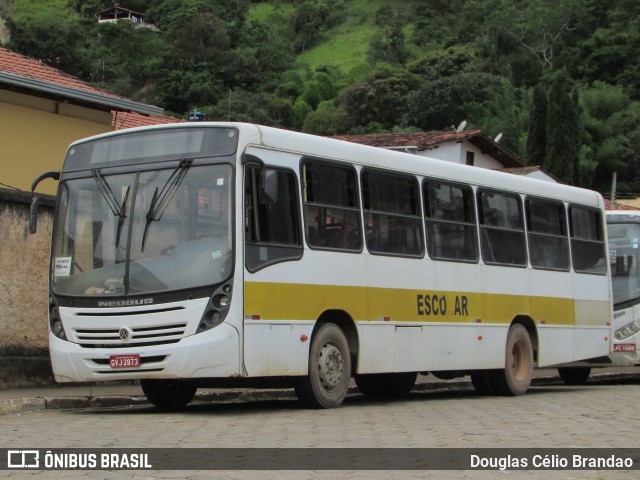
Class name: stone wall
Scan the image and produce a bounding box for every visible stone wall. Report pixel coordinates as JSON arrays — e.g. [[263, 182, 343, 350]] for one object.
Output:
[[0, 188, 56, 387]]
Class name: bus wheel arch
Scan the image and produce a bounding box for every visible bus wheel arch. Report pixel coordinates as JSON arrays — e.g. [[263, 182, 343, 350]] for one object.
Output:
[[512, 315, 538, 363], [293, 310, 358, 409]]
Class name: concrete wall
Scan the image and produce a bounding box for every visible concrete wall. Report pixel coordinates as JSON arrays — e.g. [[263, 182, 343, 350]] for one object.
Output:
[[0, 188, 55, 387]]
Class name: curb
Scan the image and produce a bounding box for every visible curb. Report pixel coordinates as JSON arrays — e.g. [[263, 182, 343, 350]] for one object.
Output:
[[1, 372, 637, 415]]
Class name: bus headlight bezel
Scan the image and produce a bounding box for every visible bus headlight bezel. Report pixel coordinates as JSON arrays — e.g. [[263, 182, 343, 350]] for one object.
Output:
[[197, 282, 232, 334], [49, 299, 67, 341], [614, 320, 640, 340]]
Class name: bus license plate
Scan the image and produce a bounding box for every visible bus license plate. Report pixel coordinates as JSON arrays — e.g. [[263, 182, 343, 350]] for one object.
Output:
[[109, 354, 141, 368], [613, 343, 636, 353]]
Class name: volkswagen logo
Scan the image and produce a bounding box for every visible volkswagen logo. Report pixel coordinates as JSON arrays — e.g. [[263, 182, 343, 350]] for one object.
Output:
[[119, 327, 132, 341]]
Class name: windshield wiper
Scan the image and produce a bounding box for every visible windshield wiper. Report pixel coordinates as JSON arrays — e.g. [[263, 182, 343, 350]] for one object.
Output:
[[92, 170, 130, 247], [141, 158, 193, 252]]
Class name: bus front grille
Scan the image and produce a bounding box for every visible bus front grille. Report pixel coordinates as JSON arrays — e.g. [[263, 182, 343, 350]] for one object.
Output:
[[73, 323, 188, 348]]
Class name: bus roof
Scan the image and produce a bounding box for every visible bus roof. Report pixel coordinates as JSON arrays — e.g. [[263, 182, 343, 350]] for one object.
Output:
[[69, 122, 604, 209]]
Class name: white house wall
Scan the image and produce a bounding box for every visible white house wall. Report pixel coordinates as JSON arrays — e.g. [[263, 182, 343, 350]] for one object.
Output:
[[414, 141, 504, 170]]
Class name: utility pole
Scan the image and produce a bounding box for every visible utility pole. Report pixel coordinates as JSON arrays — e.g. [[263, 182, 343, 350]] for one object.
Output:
[[611, 172, 617, 208]]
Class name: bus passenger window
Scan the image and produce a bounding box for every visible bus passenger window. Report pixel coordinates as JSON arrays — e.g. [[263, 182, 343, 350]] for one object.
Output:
[[570, 206, 606, 275], [302, 160, 362, 252], [526, 198, 570, 270], [362, 170, 424, 257], [478, 190, 527, 267], [423, 181, 478, 262]]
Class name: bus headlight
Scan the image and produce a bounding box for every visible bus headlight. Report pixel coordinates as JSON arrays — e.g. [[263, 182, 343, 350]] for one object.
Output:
[[615, 321, 640, 340], [49, 302, 67, 341], [197, 282, 232, 334]]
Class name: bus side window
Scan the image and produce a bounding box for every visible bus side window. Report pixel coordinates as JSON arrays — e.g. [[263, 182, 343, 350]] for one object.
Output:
[[423, 180, 478, 263], [245, 166, 303, 272], [478, 190, 527, 267], [302, 160, 363, 252], [570, 206, 607, 275], [526, 198, 570, 270], [362, 169, 424, 257]]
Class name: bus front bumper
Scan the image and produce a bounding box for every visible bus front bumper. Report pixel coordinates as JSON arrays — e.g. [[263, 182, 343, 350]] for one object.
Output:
[[49, 323, 241, 383]]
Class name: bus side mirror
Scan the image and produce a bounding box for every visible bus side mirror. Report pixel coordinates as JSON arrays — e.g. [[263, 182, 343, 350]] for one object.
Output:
[[241, 154, 277, 204], [29, 195, 40, 234], [259, 169, 278, 204], [29, 170, 60, 234]]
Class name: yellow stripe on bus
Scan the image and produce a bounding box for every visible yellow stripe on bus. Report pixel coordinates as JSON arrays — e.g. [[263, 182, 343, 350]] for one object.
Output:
[[244, 282, 607, 326]]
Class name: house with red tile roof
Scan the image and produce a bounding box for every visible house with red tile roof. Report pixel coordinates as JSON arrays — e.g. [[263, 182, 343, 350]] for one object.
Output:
[[0, 46, 179, 194], [334, 130, 556, 182]]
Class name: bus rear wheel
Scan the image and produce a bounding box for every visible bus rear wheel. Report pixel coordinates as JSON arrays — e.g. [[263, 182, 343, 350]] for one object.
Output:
[[491, 324, 534, 396], [140, 379, 197, 409], [470, 370, 496, 395], [294, 323, 351, 409], [354, 372, 417, 397], [558, 367, 591, 385]]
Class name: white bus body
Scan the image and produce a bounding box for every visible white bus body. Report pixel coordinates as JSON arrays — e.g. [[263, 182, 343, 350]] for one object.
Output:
[[34, 123, 612, 408]]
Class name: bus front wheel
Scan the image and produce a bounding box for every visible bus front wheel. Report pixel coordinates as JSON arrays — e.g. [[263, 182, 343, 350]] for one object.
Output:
[[294, 323, 351, 409], [140, 379, 197, 409], [491, 324, 533, 396]]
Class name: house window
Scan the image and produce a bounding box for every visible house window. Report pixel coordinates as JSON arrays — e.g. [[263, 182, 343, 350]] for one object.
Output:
[[466, 151, 475, 166]]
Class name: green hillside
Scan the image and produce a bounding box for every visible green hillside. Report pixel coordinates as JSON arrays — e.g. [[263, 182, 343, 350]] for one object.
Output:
[[2, 0, 640, 194]]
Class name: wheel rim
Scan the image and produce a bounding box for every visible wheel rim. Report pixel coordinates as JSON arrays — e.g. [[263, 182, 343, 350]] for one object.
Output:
[[318, 342, 344, 390]]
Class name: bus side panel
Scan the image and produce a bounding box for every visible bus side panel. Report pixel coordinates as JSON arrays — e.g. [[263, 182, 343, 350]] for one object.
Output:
[[356, 323, 507, 373], [537, 326, 581, 366], [573, 274, 612, 326], [537, 325, 610, 366], [418, 324, 506, 371], [243, 321, 312, 376]]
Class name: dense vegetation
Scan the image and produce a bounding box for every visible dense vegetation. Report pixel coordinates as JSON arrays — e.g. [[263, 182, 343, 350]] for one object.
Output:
[[2, 0, 640, 194]]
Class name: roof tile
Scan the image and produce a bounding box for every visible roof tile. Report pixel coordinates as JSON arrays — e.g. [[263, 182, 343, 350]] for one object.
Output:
[[1, 46, 181, 128]]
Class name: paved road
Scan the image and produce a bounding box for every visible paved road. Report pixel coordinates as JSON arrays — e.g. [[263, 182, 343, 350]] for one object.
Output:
[[2, 376, 640, 480]]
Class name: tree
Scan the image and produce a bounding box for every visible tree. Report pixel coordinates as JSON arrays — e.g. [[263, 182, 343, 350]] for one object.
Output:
[[302, 101, 350, 135], [407, 46, 479, 82], [404, 72, 506, 131], [466, 0, 588, 70], [291, 0, 343, 53], [369, 5, 410, 66], [579, 81, 640, 192], [341, 69, 421, 130], [545, 71, 581, 184], [526, 84, 548, 165], [5, 15, 92, 78]]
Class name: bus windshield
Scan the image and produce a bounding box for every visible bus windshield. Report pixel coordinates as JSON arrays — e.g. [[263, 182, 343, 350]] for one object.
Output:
[[50, 163, 233, 297], [608, 222, 640, 306]]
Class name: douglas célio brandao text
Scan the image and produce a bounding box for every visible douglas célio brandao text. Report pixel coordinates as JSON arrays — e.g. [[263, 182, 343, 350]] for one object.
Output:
[[470, 453, 634, 470]]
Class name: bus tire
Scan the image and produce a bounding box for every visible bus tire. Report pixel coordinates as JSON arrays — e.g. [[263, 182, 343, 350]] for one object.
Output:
[[354, 372, 417, 397], [470, 370, 496, 395], [558, 367, 591, 385], [140, 379, 197, 409], [294, 323, 351, 409], [491, 324, 533, 396]]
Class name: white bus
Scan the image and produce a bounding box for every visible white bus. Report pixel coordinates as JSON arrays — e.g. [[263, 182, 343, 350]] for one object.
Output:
[[606, 210, 640, 363], [555, 210, 640, 384], [30, 123, 612, 409]]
